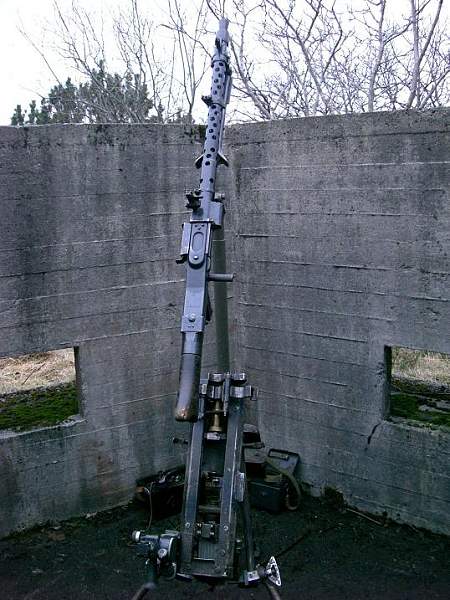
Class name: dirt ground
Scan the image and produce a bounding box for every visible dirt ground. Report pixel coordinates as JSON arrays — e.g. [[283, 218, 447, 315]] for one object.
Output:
[[1, 495, 449, 600]]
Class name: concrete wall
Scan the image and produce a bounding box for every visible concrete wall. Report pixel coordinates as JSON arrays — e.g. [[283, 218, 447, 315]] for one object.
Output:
[[227, 108, 450, 534], [0, 123, 212, 537], [0, 108, 449, 537]]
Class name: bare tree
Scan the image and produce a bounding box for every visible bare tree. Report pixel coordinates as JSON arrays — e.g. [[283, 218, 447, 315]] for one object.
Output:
[[348, 1, 413, 112], [19, 0, 449, 123], [50, 1, 123, 120], [347, 0, 448, 112], [164, 0, 210, 122], [207, 0, 449, 120], [22, 0, 211, 123], [113, 0, 175, 122], [405, 0, 446, 108], [112, 0, 211, 122], [207, 0, 351, 118], [417, 25, 450, 107]]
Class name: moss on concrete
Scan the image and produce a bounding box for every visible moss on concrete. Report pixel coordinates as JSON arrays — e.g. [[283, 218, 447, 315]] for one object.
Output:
[[0, 382, 79, 431], [392, 375, 450, 400], [390, 392, 450, 428]]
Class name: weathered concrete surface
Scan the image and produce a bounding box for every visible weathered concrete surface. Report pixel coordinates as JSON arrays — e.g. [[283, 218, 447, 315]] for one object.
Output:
[[226, 108, 450, 534], [0, 123, 212, 537], [0, 109, 449, 537]]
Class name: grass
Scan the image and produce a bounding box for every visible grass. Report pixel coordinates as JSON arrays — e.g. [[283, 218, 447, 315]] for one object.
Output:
[[391, 391, 450, 428], [0, 382, 79, 431], [0, 349, 75, 395], [392, 347, 450, 385], [0, 350, 78, 431], [390, 348, 450, 429], [1, 347, 448, 432]]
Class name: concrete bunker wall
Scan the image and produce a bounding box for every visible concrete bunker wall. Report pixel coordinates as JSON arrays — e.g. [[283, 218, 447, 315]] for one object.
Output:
[[0, 123, 213, 537], [227, 109, 449, 534], [0, 108, 448, 537]]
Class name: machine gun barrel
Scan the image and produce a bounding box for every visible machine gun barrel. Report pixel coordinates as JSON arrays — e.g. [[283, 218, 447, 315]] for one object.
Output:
[[175, 18, 232, 422], [176, 335, 203, 421]]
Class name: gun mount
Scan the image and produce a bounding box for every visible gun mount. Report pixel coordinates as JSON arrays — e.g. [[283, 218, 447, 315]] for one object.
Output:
[[131, 18, 281, 598]]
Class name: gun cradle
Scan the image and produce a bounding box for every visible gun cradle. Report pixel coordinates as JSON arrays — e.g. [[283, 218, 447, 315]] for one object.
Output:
[[179, 372, 254, 580], [132, 373, 280, 591]]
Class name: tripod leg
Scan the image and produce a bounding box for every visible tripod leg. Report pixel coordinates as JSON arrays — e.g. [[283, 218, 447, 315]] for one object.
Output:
[[241, 477, 255, 572], [131, 581, 157, 600]]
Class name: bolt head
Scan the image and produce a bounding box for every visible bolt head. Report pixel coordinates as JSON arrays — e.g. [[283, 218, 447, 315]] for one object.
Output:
[[131, 530, 141, 543], [231, 372, 247, 385]]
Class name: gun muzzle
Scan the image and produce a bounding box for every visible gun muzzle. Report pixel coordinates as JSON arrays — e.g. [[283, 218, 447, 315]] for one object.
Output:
[[175, 351, 202, 422], [216, 18, 230, 46]]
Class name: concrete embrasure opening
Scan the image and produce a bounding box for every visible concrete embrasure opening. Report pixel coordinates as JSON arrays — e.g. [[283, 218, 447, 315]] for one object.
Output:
[[388, 347, 450, 428], [0, 348, 80, 431]]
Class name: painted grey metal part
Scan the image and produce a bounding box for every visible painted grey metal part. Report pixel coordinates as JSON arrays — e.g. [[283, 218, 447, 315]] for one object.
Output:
[[131, 18, 281, 594], [173, 18, 269, 586], [175, 17, 233, 422], [178, 372, 254, 579], [212, 224, 231, 373]]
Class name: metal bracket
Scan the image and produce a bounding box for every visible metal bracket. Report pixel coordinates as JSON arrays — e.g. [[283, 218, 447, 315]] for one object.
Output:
[[177, 223, 192, 264], [234, 471, 246, 502], [209, 272, 234, 282], [181, 314, 206, 333], [265, 556, 282, 587], [188, 222, 209, 268]]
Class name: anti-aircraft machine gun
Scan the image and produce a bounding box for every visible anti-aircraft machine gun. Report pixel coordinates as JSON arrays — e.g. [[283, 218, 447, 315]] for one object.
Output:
[[131, 19, 281, 598]]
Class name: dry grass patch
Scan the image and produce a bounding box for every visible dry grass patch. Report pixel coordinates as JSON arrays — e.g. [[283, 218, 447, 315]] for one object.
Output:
[[0, 349, 75, 396], [392, 347, 450, 385], [390, 347, 450, 429], [0, 349, 78, 431]]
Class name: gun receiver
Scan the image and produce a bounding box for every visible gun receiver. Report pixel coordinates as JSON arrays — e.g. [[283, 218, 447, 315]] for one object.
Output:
[[175, 18, 232, 422]]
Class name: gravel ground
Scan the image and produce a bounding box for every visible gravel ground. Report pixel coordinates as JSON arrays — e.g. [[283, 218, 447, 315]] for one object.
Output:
[[0, 494, 449, 600]]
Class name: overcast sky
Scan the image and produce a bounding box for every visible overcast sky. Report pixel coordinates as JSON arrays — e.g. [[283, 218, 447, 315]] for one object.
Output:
[[0, 0, 67, 124], [0, 0, 447, 126], [0, 0, 171, 124]]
